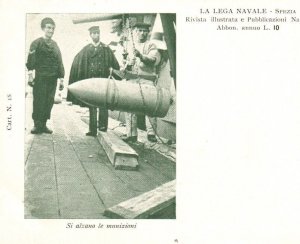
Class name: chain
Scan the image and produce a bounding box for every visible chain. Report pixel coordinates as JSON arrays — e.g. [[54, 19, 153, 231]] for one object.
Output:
[[127, 17, 139, 75], [122, 14, 126, 34], [121, 14, 129, 68], [128, 17, 136, 52]]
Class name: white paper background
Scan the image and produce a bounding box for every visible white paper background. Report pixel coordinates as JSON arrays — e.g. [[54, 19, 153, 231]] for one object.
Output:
[[1, 0, 300, 243]]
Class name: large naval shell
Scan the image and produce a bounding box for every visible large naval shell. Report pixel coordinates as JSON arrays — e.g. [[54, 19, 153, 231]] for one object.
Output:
[[68, 78, 171, 118]]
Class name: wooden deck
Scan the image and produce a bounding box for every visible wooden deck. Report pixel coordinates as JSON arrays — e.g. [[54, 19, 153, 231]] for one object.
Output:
[[25, 99, 176, 219]]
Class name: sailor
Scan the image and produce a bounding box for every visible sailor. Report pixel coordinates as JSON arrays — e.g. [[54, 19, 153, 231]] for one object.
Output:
[[67, 26, 120, 136], [26, 17, 65, 134], [122, 22, 161, 143], [150, 32, 169, 77]]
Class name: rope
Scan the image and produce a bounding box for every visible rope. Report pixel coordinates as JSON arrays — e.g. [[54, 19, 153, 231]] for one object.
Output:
[[137, 79, 169, 145], [125, 17, 171, 145]]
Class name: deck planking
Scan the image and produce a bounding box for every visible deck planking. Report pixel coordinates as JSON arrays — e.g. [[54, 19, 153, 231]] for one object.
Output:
[[25, 102, 176, 218]]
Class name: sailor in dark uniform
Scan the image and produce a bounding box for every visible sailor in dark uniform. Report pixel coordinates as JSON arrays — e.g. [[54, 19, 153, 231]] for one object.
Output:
[[26, 17, 65, 134], [67, 26, 120, 136]]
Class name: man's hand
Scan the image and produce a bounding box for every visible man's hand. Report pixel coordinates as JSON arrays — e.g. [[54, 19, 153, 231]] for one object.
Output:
[[134, 49, 142, 58], [28, 73, 34, 87], [134, 49, 156, 65], [58, 78, 64, 91]]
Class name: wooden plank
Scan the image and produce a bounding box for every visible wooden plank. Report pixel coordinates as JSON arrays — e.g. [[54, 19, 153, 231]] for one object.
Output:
[[97, 131, 138, 170], [104, 180, 176, 219]]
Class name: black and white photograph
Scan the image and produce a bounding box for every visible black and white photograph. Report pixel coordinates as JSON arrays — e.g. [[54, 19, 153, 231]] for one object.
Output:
[[24, 13, 176, 219], [2, 0, 300, 243]]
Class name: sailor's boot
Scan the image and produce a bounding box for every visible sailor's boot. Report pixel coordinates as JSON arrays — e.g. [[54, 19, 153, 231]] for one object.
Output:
[[31, 121, 42, 134], [41, 120, 53, 134]]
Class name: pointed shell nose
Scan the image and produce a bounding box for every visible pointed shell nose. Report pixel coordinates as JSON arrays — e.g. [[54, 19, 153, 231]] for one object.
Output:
[[68, 78, 108, 107]]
